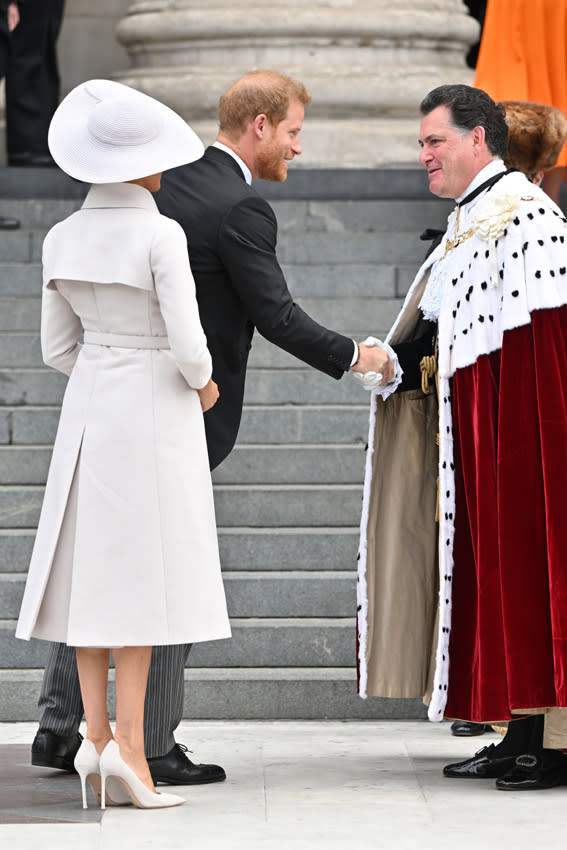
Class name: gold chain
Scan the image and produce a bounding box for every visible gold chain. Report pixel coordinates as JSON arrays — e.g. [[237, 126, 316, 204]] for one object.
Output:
[[442, 205, 474, 259]]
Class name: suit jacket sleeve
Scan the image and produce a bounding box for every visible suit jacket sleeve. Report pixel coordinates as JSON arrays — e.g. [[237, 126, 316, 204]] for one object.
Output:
[[217, 195, 355, 378]]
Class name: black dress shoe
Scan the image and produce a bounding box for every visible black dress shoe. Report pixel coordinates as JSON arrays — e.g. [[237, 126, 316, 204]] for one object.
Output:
[[8, 152, 56, 167], [450, 720, 491, 737], [0, 215, 20, 230], [31, 729, 82, 773], [443, 743, 518, 778], [496, 752, 567, 791], [148, 742, 226, 785]]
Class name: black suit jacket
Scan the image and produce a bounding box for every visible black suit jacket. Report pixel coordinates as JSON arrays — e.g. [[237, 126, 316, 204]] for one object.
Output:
[[156, 146, 355, 470]]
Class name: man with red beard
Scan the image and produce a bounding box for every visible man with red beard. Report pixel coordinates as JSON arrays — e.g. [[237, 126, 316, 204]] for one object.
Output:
[[357, 84, 567, 790], [32, 69, 394, 786]]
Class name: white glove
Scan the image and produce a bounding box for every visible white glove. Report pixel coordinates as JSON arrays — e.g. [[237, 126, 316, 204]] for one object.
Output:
[[352, 337, 403, 399]]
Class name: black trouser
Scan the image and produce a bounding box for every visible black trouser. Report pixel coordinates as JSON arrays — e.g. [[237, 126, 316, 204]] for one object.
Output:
[[0, 3, 9, 80], [4, 0, 65, 157], [498, 716, 545, 756]]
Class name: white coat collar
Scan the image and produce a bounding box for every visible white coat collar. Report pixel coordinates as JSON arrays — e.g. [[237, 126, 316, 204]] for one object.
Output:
[[82, 182, 159, 213]]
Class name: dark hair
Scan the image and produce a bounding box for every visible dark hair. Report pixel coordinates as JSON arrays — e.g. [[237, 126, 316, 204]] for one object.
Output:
[[420, 84, 508, 159]]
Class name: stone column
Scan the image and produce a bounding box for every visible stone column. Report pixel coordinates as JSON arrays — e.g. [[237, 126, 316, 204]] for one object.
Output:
[[114, 0, 478, 167]]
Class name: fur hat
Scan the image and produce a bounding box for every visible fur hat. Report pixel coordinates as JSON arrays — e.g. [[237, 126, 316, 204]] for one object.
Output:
[[501, 101, 567, 178]]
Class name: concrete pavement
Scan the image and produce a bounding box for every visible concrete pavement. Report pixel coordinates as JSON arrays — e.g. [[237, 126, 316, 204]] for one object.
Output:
[[1, 720, 566, 849]]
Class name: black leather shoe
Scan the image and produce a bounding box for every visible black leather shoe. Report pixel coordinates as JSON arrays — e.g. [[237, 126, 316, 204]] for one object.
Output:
[[496, 752, 567, 790], [31, 729, 82, 773], [148, 742, 226, 785], [450, 720, 491, 737], [0, 215, 20, 230], [8, 152, 56, 167], [443, 743, 518, 778]]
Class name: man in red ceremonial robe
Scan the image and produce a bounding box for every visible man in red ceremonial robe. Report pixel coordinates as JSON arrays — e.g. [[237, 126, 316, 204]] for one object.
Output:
[[357, 84, 567, 790]]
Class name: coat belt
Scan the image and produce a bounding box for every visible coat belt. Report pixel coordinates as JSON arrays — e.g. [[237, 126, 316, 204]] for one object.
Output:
[[83, 331, 171, 350]]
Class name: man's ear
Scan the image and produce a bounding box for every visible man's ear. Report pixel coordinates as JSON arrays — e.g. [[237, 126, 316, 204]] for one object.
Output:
[[252, 113, 268, 140], [472, 124, 487, 153]]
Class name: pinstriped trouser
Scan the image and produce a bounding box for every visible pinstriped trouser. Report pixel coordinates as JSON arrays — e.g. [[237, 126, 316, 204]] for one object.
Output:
[[38, 642, 192, 758]]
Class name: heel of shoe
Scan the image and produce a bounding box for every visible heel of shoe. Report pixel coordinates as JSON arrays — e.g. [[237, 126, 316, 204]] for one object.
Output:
[[100, 740, 184, 809], [74, 738, 100, 811], [78, 770, 89, 810], [100, 773, 106, 811]]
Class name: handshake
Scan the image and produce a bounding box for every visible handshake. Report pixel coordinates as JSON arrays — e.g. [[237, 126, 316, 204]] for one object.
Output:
[[351, 337, 400, 394]]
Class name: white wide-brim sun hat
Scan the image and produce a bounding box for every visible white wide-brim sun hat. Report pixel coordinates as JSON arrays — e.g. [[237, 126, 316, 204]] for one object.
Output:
[[48, 78, 204, 183]]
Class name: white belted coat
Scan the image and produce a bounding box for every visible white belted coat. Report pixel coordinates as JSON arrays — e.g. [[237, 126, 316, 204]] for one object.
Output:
[[16, 182, 231, 648]]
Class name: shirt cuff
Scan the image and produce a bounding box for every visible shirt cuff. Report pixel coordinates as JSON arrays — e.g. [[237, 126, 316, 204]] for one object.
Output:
[[350, 340, 359, 368]]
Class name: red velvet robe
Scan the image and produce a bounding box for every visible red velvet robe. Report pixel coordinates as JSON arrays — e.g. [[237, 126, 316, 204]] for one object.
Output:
[[447, 306, 567, 721], [357, 169, 567, 722]]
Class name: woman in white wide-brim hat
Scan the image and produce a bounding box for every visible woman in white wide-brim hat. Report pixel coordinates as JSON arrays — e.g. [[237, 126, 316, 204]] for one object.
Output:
[[15, 79, 231, 810]]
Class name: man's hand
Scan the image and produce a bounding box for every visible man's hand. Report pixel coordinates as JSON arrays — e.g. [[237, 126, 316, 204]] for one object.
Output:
[[351, 342, 394, 384], [7, 2, 19, 32], [197, 378, 219, 412]]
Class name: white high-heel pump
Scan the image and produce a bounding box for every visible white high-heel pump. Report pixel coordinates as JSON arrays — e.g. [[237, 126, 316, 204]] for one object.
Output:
[[99, 740, 184, 809], [74, 738, 131, 809]]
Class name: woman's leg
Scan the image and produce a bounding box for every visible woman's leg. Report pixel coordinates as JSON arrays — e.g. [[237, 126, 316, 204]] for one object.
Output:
[[112, 645, 154, 792], [75, 647, 112, 753]]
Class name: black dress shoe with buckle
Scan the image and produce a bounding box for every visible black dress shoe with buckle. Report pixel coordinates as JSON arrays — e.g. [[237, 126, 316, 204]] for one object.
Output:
[[443, 743, 518, 778], [450, 720, 491, 737], [31, 729, 83, 773], [496, 752, 567, 790], [148, 742, 226, 785]]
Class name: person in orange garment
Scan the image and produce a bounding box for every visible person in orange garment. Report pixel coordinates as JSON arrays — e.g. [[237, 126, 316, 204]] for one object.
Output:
[[474, 0, 567, 205]]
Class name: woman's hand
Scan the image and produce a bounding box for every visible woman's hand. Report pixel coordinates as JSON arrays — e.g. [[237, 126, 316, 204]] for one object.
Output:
[[197, 378, 219, 412]]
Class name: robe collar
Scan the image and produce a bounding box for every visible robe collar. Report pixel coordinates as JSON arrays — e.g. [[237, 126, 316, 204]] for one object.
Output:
[[455, 158, 506, 205]]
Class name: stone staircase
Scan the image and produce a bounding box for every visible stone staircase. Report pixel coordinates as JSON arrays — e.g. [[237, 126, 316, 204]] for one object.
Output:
[[0, 166, 455, 721]]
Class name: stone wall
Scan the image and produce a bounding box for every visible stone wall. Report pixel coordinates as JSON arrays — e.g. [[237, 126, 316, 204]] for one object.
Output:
[[58, 0, 131, 94]]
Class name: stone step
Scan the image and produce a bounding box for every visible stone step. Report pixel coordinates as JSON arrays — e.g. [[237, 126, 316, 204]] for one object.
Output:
[[272, 198, 452, 234], [0, 444, 365, 485], [0, 329, 383, 371], [239, 404, 369, 444], [0, 367, 369, 406], [212, 445, 365, 484], [0, 334, 42, 367], [0, 617, 356, 668], [1, 571, 355, 620], [281, 262, 420, 299], [0, 526, 359, 572], [0, 667, 426, 721], [0, 483, 363, 528], [0, 197, 451, 233], [0, 226, 428, 266], [0, 298, 40, 331], [249, 369, 370, 406], [0, 231, 43, 263], [0, 368, 68, 405], [0, 404, 370, 446], [0, 199, 82, 230], [277, 231, 427, 265], [0, 263, 42, 296], [0, 228, 429, 265], [0, 296, 399, 338], [0, 260, 421, 303]]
